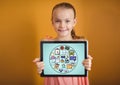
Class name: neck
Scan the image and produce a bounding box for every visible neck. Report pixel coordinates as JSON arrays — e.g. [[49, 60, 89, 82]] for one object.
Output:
[[55, 35, 73, 41]]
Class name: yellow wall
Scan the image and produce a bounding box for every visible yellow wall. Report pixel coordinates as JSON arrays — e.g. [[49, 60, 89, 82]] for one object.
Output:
[[0, 0, 120, 85]]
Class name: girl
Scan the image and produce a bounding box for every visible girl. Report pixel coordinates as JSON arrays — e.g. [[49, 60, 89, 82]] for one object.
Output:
[[33, 2, 93, 85]]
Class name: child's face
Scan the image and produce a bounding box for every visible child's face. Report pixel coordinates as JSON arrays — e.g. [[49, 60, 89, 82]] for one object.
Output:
[[52, 8, 76, 38]]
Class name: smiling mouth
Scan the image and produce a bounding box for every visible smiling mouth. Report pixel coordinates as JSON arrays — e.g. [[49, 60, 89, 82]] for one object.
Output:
[[58, 29, 68, 32]]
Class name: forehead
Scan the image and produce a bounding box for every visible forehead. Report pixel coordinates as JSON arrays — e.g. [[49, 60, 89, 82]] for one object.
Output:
[[52, 8, 74, 19]]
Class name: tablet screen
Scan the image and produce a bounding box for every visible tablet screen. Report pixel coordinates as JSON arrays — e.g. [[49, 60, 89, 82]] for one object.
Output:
[[40, 41, 87, 77]]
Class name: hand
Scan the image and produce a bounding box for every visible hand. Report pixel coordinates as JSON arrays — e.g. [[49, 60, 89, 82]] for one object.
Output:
[[33, 58, 44, 74], [82, 55, 93, 71]]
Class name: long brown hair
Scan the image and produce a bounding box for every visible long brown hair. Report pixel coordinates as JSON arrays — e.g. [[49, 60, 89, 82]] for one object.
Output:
[[52, 2, 83, 39]]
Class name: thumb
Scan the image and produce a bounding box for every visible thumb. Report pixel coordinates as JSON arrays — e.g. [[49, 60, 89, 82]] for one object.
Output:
[[33, 57, 40, 63], [87, 55, 93, 60]]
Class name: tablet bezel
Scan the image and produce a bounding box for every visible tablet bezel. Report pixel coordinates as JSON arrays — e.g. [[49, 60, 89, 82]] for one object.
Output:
[[40, 41, 88, 77]]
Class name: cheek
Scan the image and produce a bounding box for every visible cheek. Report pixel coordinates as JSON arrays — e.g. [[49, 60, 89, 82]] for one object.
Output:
[[53, 22, 60, 28], [68, 23, 74, 29], [52, 23, 59, 32], [52, 23, 58, 29]]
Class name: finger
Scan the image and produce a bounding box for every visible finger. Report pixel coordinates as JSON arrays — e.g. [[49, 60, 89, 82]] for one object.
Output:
[[86, 67, 91, 71], [37, 66, 44, 74], [83, 59, 91, 62], [84, 64, 92, 68], [82, 59, 92, 65], [87, 55, 93, 60], [36, 62, 44, 68], [37, 69, 42, 74], [33, 58, 40, 63], [37, 66, 44, 72], [83, 61, 92, 66], [84, 65, 92, 71]]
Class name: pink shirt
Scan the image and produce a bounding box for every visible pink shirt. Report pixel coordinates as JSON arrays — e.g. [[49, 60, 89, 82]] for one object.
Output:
[[44, 77, 89, 85]]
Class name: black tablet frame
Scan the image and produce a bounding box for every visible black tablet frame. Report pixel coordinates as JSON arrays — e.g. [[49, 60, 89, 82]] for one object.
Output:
[[40, 41, 88, 77]]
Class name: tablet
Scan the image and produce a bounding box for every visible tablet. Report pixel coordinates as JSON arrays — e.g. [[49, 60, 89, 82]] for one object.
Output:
[[40, 41, 88, 77]]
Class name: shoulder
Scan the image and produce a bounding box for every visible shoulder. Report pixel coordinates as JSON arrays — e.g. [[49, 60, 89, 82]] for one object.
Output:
[[41, 36, 55, 41], [41, 38, 54, 41]]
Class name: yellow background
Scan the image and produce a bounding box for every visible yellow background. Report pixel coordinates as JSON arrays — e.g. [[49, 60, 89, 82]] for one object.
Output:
[[0, 0, 120, 85]]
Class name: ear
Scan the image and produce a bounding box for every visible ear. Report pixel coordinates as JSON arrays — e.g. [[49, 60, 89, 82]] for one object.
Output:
[[73, 18, 77, 26]]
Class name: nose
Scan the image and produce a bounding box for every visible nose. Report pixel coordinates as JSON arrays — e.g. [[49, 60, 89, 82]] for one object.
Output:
[[60, 22, 65, 28]]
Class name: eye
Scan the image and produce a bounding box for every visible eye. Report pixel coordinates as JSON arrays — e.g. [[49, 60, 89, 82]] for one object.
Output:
[[66, 20, 70, 23], [55, 20, 60, 22]]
